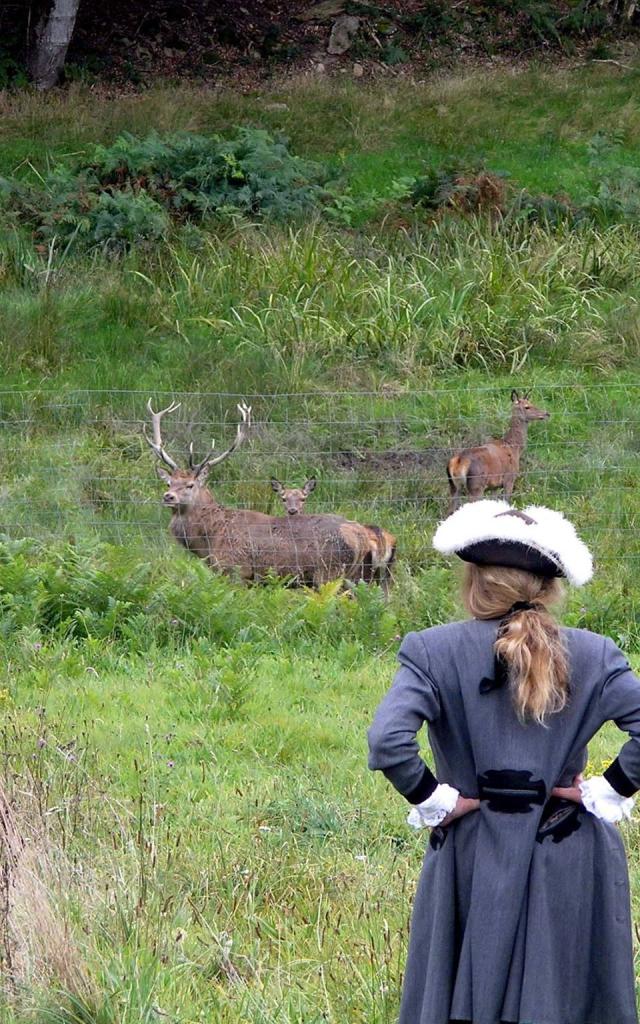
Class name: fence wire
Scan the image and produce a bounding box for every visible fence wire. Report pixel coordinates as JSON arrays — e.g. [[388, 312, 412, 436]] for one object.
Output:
[[0, 383, 638, 568]]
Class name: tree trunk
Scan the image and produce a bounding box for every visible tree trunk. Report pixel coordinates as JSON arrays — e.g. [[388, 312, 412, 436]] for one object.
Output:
[[589, 0, 638, 21], [27, 0, 81, 90]]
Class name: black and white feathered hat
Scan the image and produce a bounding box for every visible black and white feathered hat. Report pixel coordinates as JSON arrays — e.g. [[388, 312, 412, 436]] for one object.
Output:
[[432, 499, 593, 586]]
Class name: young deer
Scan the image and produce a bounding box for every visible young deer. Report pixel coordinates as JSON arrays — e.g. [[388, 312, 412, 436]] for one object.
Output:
[[446, 390, 550, 512], [271, 477, 316, 516], [145, 400, 396, 590], [270, 475, 397, 589]]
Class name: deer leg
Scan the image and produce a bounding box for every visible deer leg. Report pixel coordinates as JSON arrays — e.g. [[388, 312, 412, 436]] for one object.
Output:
[[379, 564, 391, 597], [503, 474, 516, 501], [447, 471, 462, 514], [379, 544, 396, 597], [466, 475, 486, 502], [361, 550, 375, 584]]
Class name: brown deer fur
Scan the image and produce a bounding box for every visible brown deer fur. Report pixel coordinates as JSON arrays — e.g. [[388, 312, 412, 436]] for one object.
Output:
[[447, 391, 550, 512], [146, 402, 396, 590], [360, 523, 397, 587], [270, 477, 396, 589]]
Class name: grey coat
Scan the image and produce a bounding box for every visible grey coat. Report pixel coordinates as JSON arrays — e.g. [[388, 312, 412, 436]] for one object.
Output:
[[368, 619, 640, 1024]]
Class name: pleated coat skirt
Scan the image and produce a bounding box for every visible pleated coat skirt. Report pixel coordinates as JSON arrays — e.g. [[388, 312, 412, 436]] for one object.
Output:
[[368, 619, 640, 1024]]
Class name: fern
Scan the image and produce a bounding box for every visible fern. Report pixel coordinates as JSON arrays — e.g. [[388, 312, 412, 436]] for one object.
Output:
[[0, 539, 398, 654], [0, 128, 327, 252]]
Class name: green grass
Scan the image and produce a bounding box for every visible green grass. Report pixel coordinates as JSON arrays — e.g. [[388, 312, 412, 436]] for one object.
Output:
[[0, 592, 637, 1023], [1, 617, 637, 1024], [2, 65, 640, 1020]]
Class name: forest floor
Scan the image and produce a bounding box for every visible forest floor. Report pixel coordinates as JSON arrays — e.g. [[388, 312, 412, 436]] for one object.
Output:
[[4, 0, 640, 91]]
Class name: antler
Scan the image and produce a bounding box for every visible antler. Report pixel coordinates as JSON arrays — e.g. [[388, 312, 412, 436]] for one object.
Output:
[[192, 401, 252, 476], [143, 398, 181, 471]]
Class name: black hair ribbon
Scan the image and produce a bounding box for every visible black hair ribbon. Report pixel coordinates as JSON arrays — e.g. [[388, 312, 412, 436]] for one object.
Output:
[[479, 601, 544, 694]]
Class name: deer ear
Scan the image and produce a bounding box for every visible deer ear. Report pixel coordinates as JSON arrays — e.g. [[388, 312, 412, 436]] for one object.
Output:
[[511, 389, 519, 402], [303, 477, 317, 495], [195, 463, 211, 483], [271, 478, 283, 495], [155, 465, 172, 485]]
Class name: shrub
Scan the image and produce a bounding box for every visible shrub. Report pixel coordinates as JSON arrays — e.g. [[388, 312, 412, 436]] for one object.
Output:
[[589, 167, 640, 224], [381, 42, 409, 66], [408, 163, 466, 209], [405, 159, 640, 232], [0, 538, 399, 655], [0, 128, 327, 252], [508, 189, 579, 228], [88, 128, 326, 219], [407, 164, 509, 217], [447, 172, 508, 216], [91, 190, 169, 248]]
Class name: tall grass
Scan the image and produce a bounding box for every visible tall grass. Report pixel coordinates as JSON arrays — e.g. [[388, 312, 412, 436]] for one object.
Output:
[[2, 218, 640, 394]]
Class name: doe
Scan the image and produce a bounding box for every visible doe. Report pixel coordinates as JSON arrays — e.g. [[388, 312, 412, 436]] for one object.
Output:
[[271, 477, 317, 516], [446, 390, 549, 512], [270, 475, 396, 592]]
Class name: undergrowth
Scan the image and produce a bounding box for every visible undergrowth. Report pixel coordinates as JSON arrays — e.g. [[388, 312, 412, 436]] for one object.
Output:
[[3, 217, 640, 387], [0, 128, 327, 250]]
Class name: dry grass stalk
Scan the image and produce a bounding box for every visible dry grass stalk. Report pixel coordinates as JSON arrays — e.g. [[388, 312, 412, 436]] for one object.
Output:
[[0, 784, 94, 1005]]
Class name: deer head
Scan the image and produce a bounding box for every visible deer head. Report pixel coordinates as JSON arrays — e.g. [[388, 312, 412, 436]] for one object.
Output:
[[144, 399, 252, 511], [271, 477, 317, 516], [510, 390, 550, 422]]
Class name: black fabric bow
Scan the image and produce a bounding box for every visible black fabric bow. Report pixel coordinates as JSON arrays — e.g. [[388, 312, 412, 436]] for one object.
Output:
[[505, 600, 544, 616], [479, 655, 508, 694], [479, 602, 543, 694]]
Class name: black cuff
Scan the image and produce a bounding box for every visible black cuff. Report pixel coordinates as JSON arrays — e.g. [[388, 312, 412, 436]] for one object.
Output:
[[404, 764, 438, 805], [604, 758, 637, 798]]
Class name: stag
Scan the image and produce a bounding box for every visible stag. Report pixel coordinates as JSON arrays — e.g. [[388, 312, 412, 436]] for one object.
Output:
[[145, 400, 396, 590], [446, 390, 550, 512], [271, 477, 316, 516]]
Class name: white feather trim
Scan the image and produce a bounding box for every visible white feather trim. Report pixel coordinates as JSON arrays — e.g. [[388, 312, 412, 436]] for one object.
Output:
[[432, 499, 593, 587]]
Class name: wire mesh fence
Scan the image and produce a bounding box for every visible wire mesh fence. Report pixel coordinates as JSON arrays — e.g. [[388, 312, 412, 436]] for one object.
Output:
[[0, 382, 637, 568]]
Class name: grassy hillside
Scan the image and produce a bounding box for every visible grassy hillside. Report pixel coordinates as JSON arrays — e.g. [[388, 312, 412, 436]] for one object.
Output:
[[3, 66, 640, 188], [1, 67, 640, 1021]]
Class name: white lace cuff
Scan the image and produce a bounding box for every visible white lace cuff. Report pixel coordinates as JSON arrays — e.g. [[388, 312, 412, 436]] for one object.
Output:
[[579, 775, 635, 824], [407, 783, 460, 829]]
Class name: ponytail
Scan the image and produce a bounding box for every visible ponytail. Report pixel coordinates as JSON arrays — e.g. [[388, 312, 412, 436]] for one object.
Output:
[[462, 564, 568, 724]]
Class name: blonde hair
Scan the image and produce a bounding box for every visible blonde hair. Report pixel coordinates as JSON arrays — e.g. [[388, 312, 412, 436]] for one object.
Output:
[[462, 563, 568, 724]]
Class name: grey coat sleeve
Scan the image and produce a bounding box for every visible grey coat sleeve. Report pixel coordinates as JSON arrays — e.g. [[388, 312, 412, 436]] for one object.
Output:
[[367, 630, 441, 804], [598, 637, 640, 797]]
